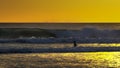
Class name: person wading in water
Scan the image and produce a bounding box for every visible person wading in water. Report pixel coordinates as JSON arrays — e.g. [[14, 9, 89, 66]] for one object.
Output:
[[73, 41, 77, 47]]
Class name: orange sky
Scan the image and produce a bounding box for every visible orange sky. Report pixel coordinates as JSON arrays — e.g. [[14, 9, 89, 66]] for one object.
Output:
[[0, 0, 120, 23]]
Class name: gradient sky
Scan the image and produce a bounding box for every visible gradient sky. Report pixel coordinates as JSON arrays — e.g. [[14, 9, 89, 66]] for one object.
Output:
[[0, 0, 120, 22]]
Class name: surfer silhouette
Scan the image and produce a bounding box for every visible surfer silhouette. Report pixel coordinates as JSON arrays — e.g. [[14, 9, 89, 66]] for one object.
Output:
[[73, 41, 77, 47]]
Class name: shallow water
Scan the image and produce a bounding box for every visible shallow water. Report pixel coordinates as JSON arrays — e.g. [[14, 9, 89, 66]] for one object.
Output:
[[0, 52, 120, 68], [0, 43, 120, 68], [0, 43, 120, 49]]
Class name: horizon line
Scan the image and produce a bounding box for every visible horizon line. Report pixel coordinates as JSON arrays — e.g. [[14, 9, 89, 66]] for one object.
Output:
[[0, 22, 120, 24]]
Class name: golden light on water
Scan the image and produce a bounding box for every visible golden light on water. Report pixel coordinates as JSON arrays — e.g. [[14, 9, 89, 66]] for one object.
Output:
[[78, 43, 120, 47], [1, 52, 120, 67], [0, 43, 120, 67]]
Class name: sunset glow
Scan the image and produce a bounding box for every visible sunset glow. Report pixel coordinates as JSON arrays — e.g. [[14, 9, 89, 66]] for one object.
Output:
[[0, 0, 120, 22]]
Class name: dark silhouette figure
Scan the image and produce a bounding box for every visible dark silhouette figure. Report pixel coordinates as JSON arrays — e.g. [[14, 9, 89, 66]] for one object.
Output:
[[73, 41, 77, 47]]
